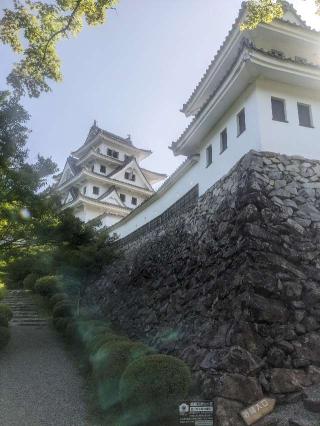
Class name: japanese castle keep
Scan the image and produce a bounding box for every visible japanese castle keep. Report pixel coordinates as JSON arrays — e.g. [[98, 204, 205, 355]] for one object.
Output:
[[54, 123, 167, 226], [56, 1, 320, 237]]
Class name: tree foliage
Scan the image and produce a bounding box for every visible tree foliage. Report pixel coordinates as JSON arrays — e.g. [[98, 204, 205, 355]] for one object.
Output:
[[0, 0, 118, 97], [242, 0, 320, 31]]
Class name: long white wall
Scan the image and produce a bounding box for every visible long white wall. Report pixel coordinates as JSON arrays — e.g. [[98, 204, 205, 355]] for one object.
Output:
[[112, 84, 261, 238], [112, 79, 320, 239]]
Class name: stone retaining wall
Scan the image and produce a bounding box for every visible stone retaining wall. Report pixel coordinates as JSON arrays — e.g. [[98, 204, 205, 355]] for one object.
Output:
[[84, 150, 320, 424]]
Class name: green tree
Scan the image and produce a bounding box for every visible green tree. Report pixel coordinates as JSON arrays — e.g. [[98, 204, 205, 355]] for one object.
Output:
[[242, 0, 320, 31], [0, 0, 118, 98]]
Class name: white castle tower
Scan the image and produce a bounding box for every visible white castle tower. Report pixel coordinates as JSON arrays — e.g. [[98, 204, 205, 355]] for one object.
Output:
[[110, 1, 320, 239], [54, 122, 166, 226]]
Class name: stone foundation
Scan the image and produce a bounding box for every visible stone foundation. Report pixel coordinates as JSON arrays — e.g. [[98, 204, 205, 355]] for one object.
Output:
[[84, 150, 320, 425]]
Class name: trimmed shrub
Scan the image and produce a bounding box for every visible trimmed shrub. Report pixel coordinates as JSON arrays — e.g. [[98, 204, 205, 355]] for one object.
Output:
[[53, 317, 70, 333], [91, 341, 153, 411], [0, 304, 13, 322], [120, 355, 191, 425], [87, 333, 128, 356], [52, 302, 73, 318], [23, 273, 40, 291], [49, 293, 67, 309], [34, 275, 62, 297], [0, 326, 10, 349], [0, 283, 7, 300], [0, 316, 8, 327]]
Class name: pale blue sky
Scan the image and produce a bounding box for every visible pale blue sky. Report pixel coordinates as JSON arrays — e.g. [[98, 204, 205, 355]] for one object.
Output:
[[1, 0, 320, 177]]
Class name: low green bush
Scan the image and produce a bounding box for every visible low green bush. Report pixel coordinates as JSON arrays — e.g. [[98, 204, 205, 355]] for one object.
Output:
[[120, 354, 191, 425], [52, 302, 73, 318], [0, 326, 10, 349], [53, 317, 70, 333], [23, 273, 40, 291], [34, 275, 62, 297], [0, 283, 7, 300], [49, 293, 67, 308], [87, 333, 128, 356], [91, 341, 153, 411], [0, 304, 13, 322]]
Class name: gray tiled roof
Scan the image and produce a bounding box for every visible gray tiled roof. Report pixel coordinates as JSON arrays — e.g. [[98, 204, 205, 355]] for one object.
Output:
[[181, 1, 313, 114]]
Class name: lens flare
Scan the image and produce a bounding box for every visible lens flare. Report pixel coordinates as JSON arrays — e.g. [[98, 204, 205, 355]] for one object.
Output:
[[19, 208, 31, 220]]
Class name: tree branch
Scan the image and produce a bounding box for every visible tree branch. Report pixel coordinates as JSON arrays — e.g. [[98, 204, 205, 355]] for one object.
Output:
[[41, 0, 83, 64]]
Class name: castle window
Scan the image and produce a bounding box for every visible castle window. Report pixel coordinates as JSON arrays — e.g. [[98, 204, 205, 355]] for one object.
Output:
[[132, 197, 137, 206], [100, 165, 106, 173], [83, 187, 87, 195], [93, 186, 99, 195], [120, 193, 126, 202], [206, 145, 212, 167], [271, 97, 287, 122], [107, 148, 113, 156], [112, 151, 119, 159], [125, 171, 136, 182], [237, 108, 246, 136], [298, 103, 313, 128], [220, 129, 228, 154]]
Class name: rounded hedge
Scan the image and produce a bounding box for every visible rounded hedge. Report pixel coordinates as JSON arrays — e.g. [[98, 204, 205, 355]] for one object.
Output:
[[0, 304, 13, 322], [87, 333, 128, 355], [34, 275, 62, 297], [120, 355, 191, 424], [23, 273, 40, 291], [49, 293, 67, 309], [52, 302, 73, 318], [53, 317, 70, 333], [0, 326, 10, 349], [92, 341, 153, 411]]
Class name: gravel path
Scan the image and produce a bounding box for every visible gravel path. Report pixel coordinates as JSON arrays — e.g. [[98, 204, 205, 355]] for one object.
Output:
[[0, 291, 92, 426]]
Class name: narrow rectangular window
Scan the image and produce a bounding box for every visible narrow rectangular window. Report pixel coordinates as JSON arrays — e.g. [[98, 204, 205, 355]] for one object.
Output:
[[113, 151, 119, 159], [237, 108, 246, 136], [125, 172, 130, 180], [132, 197, 137, 205], [131, 174, 136, 182], [220, 129, 228, 154], [107, 148, 113, 156], [120, 193, 126, 202], [100, 165, 106, 173], [298, 103, 313, 128], [93, 186, 99, 195], [271, 97, 287, 122], [206, 145, 212, 167], [83, 187, 86, 195]]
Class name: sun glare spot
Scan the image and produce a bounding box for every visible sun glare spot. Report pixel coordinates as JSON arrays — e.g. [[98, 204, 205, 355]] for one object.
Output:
[[20, 208, 31, 220]]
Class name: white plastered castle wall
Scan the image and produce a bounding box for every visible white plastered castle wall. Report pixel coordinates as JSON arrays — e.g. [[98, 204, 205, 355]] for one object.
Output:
[[256, 79, 320, 158], [112, 84, 262, 238]]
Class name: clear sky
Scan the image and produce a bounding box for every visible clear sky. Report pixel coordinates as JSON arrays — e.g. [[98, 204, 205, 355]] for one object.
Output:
[[1, 0, 320, 179]]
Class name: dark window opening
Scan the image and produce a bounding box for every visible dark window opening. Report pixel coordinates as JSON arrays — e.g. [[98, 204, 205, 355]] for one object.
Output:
[[112, 151, 119, 159], [107, 148, 113, 156], [100, 165, 106, 173], [271, 97, 287, 122], [93, 186, 99, 195], [124, 171, 136, 182], [298, 103, 313, 128], [220, 129, 228, 153], [237, 108, 246, 136], [120, 193, 126, 202], [132, 197, 137, 205], [83, 187, 86, 195], [206, 145, 212, 167]]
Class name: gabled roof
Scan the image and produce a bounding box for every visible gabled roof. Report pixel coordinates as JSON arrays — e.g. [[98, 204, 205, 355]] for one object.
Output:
[[98, 186, 127, 208], [72, 122, 152, 158], [181, 1, 313, 116], [107, 156, 154, 191], [56, 156, 82, 187]]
